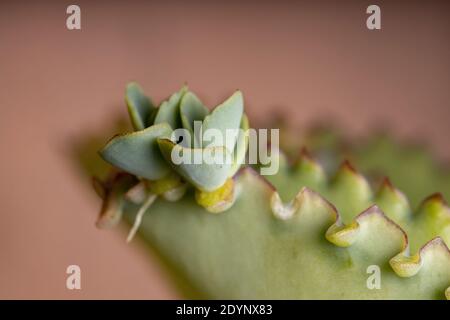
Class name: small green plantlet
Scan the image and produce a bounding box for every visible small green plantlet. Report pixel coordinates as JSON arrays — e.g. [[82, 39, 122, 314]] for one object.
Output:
[[94, 83, 450, 299], [99, 83, 248, 241]]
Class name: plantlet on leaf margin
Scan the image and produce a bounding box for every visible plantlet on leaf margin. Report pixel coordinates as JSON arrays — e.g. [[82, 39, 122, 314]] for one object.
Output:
[[99, 83, 248, 240]]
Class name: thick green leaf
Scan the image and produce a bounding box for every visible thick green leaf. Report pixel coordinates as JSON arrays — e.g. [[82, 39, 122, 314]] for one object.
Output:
[[180, 91, 209, 138], [126, 82, 155, 131], [287, 129, 450, 251], [201, 91, 243, 152], [264, 149, 449, 253], [100, 123, 172, 180], [229, 113, 249, 177], [154, 86, 188, 129], [158, 138, 232, 191], [122, 169, 450, 299]]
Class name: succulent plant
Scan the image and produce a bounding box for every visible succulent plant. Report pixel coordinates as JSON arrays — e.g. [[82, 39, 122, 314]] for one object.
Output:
[[94, 84, 450, 299], [98, 83, 248, 240]]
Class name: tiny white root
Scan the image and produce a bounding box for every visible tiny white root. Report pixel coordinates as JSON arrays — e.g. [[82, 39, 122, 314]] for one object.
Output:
[[126, 193, 157, 243]]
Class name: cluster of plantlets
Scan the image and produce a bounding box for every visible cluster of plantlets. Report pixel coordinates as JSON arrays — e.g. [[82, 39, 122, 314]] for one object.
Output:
[[97, 83, 247, 241], [94, 83, 450, 299]]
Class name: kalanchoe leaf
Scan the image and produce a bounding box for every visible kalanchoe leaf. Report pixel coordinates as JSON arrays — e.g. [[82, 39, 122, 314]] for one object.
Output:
[[300, 129, 450, 208], [389, 248, 422, 277], [180, 91, 209, 140], [229, 113, 249, 177], [154, 86, 188, 129], [264, 148, 327, 202], [157, 138, 232, 192], [389, 237, 450, 284], [120, 168, 450, 299], [291, 149, 327, 193], [375, 177, 410, 223], [201, 90, 243, 152], [100, 123, 172, 181], [325, 220, 360, 247], [126, 82, 155, 131], [328, 161, 373, 223], [409, 193, 450, 251]]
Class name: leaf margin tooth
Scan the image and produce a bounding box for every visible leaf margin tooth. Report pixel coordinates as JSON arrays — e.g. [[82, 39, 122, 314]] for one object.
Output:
[[375, 177, 411, 222], [390, 237, 450, 280], [325, 220, 360, 247]]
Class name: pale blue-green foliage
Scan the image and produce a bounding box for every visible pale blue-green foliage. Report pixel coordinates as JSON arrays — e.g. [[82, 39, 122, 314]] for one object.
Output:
[[180, 91, 209, 143], [100, 84, 247, 191], [125, 82, 155, 131], [121, 169, 450, 299], [100, 123, 172, 180], [158, 139, 232, 192], [154, 86, 187, 129], [201, 91, 243, 152]]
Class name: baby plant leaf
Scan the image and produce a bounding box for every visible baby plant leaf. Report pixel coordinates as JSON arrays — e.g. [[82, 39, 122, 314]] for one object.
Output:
[[229, 113, 249, 177], [154, 86, 188, 129], [180, 91, 209, 137], [201, 91, 243, 152], [126, 82, 155, 131], [100, 123, 172, 180], [157, 138, 232, 191]]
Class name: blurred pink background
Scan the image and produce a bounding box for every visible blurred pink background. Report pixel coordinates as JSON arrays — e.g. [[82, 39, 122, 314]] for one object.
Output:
[[0, 0, 449, 298]]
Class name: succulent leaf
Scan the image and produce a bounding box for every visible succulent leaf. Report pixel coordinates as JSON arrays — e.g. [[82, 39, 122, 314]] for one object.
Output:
[[100, 123, 172, 180], [116, 168, 450, 299], [374, 178, 410, 223], [265, 150, 449, 254], [291, 128, 450, 253], [201, 91, 243, 152], [409, 194, 450, 251], [125, 82, 155, 131], [229, 113, 249, 177], [153, 86, 188, 129], [301, 129, 450, 208], [353, 135, 450, 207], [180, 91, 209, 139], [328, 161, 373, 223], [157, 138, 232, 192], [262, 150, 326, 202]]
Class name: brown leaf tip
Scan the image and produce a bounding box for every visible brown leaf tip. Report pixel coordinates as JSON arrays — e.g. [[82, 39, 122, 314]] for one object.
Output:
[[422, 192, 447, 206], [379, 176, 395, 192], [299, 147, 313, 161], [340, 159, 358, 174]]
